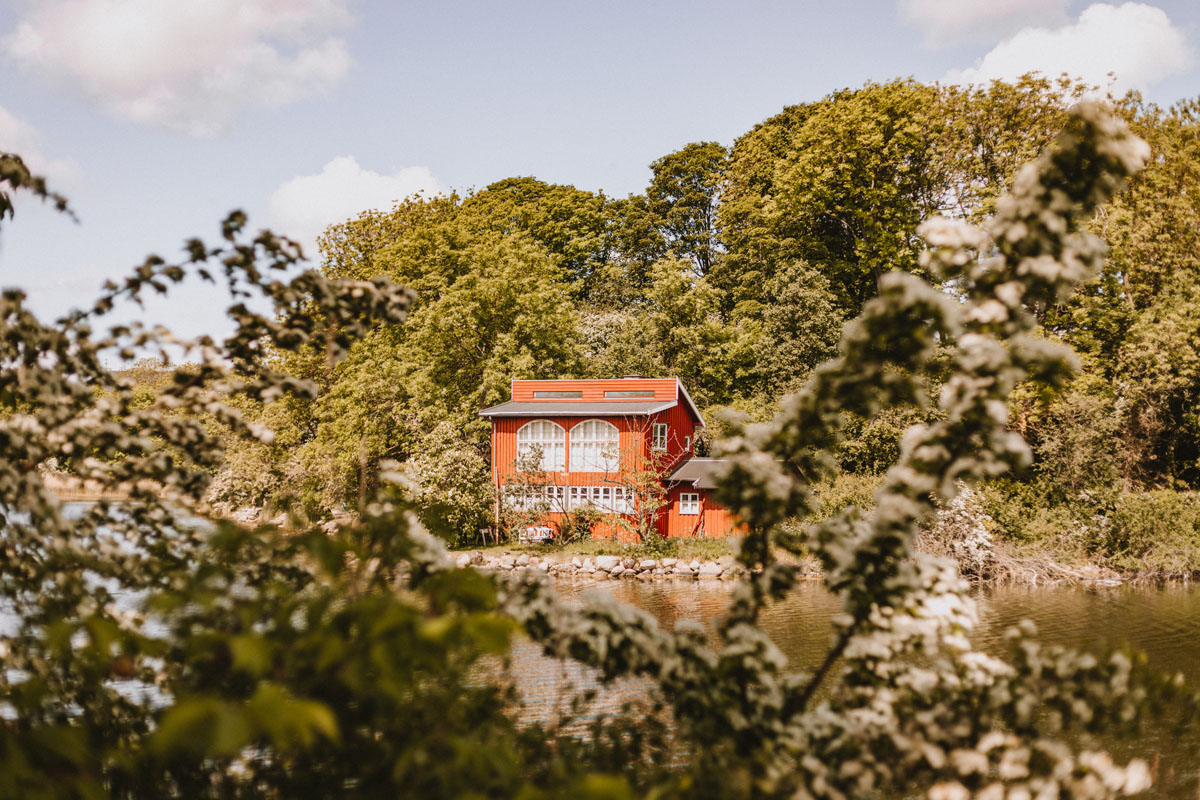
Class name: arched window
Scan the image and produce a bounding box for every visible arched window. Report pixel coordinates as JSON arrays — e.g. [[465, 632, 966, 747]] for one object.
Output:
[[516, 420, 565, 472], [569, 419, 619, 472]]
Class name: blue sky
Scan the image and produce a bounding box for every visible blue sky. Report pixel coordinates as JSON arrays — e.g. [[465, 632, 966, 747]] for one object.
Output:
[[1, 0, 1197, 340]]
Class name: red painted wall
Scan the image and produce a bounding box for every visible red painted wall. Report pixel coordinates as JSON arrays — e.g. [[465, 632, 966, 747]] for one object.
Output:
[[511, 378, 679, 403], [492, 414, 646, 486], [660, 487, 744, 538], [488, 378, 729, 541]]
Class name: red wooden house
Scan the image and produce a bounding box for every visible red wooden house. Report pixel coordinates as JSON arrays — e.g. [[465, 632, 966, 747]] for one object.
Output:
[[479, 377, 741, 541]]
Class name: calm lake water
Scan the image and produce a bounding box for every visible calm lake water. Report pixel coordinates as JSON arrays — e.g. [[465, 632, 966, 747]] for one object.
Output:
[[503, 576, 1200, 796]]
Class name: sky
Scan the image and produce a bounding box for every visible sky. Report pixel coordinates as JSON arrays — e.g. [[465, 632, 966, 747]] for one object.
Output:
[[1, 0, 1197, 341]]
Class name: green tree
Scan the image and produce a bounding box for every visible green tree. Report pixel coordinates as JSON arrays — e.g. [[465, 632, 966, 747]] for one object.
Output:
[[459, 177, 614, 290], [401, 232, 582, 440], [646, 142, 729, 276], [717, 80, 944, 310], [937, 74, 1088, 222], [1045, 96, 1200, 489]]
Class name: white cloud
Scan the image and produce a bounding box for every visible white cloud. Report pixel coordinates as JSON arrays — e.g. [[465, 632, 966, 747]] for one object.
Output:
[[899, 0, 1071, 47], [3, 0, 353, 136], [267, 156, 444, 259], [0, 104, 83, 189], [945, 3, 1194, 93]]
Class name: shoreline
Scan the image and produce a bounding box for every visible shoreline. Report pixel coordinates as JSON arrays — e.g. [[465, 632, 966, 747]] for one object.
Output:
[[48, 491, 1194, 587], [453, 547, 1191, 587], [458, 550, 769, 580]]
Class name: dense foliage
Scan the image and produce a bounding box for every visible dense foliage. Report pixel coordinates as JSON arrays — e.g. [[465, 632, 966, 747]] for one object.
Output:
[[185, 76, 1200, 569]]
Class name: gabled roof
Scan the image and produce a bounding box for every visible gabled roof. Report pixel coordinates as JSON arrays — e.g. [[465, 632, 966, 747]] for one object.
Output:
[[478, 400, 674, 417], [665, 457, 728, 490]]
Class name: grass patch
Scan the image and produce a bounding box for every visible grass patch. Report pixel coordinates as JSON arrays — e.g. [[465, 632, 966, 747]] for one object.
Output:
[[461, 536, 738, 562]]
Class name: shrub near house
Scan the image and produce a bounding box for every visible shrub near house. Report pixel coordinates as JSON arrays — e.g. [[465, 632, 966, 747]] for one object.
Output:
[[480, 377, 740, 540]]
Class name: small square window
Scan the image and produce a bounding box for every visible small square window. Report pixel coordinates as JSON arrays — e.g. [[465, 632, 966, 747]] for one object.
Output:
[[568, 486, 588, 510], [680, 493, 699, 515], [652, 423, 668, 450]]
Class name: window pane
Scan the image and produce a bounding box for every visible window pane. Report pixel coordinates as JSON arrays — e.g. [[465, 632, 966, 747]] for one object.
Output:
[[652, 423, 667, 450], [569, 420, 619, 472], [518, 420, 566, 472]]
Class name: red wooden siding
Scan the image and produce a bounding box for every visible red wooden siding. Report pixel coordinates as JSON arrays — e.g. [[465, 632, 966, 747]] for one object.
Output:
[[511, 378, 678, 403], [701, 498, 741, 538], [649, 401, 700, 473], [661, 485, 702, 538], [492, 415, 646, 485], [660, 487, 743, 538]]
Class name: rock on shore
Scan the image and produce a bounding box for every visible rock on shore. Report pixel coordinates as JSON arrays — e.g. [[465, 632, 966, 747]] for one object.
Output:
[[460, 551, 750, 580]]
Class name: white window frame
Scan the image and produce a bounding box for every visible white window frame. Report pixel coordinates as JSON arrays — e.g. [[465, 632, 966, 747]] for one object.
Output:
[[569, 419, 620, 472], [503, 484, 565, 511], [568, 486, 589, 511], [680, 492, 700, 515], [652, 422, 668, 450], [516, 420, 566, 472]]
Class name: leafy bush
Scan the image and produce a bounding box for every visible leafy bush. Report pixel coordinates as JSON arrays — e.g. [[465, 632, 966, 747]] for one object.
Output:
[[404, 421, 495, 546], [1100, 490, 1200, 574], [810, 470, 884, 519]]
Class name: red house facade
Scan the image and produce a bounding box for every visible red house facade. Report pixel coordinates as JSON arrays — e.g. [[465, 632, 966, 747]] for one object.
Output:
[[479, 378, 741, 541]]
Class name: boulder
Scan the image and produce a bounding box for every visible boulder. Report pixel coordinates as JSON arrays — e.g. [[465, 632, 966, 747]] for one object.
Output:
[[594, 555, 621, 570], [698, 562, 722, 577], [499, 556, 516, 569], [610, 564, 625, 576], [582, 557, 595, 570], [571, 557, 583, 568], [660, 558, 678, 567], [689, 560, 701, 570], [455, 553, 472, 569], [638, 559, 657, 571], [516, 554, 530, 566]]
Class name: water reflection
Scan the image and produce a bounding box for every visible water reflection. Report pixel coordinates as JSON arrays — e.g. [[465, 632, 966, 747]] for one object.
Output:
[[506, 577, 1200, 795]]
